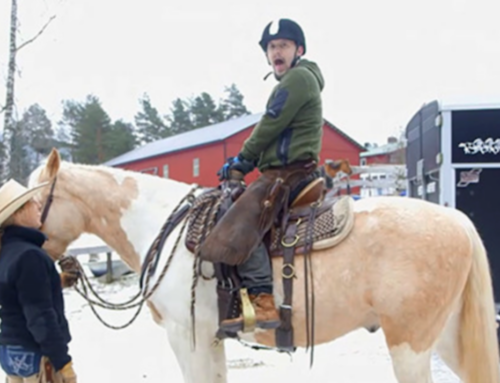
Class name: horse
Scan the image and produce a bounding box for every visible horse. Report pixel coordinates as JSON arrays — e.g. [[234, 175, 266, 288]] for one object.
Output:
[[321, 158, 353, 179], [28, 148, 499, 383]]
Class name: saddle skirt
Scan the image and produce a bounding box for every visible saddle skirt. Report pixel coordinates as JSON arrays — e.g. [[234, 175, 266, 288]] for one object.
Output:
[[184, 186, 355, 258], [267, 195, 355, 257]]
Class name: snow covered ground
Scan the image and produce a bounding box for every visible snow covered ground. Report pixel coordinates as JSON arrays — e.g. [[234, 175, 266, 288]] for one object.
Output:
[[0, 265, 460, 382]]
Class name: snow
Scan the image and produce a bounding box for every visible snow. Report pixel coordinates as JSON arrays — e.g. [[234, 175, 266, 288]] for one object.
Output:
[[0, 265, 460, 382]]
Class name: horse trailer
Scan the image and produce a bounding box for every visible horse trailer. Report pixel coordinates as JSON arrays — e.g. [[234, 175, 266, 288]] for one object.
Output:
[[404, 98, 500, 327]]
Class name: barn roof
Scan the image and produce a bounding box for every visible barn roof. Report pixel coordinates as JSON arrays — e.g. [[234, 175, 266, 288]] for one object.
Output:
[[360, 142, 401, 157], [323, 120, 366, 152], [105, 112, 365, 166], [105, 113, 264, 166]]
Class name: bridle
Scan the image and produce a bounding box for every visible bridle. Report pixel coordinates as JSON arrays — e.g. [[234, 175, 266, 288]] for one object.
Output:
[[40, 176, 58, 225]]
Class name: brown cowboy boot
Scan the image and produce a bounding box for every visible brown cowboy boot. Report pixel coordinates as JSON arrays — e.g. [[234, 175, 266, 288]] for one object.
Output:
[[220, 293, 280, 332]]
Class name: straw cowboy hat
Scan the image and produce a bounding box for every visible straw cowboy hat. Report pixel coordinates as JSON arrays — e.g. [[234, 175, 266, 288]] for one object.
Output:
[[0, 179, 49, 226]]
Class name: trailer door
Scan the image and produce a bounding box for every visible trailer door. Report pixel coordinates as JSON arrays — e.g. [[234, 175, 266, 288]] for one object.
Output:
[[455, 167, 500, 302]]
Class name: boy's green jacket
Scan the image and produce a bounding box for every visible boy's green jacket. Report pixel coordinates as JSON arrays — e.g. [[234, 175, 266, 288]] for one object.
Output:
[[240, 58, 325, 172]]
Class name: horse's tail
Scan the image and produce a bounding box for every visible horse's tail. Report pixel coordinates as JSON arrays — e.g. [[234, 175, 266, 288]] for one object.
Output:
[[459, 219, 500, 383]]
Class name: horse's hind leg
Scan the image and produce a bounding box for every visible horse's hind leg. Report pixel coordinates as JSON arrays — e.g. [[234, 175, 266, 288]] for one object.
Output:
[[381, 317, 436, 383], [434, 309, 463, 379], [388, 343, 434, 383]]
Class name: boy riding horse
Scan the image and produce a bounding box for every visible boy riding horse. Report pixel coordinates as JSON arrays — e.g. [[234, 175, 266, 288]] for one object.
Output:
[[199, 18, 325, 332]]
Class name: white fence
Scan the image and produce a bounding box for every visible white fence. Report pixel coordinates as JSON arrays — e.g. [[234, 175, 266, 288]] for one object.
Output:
[[328, 164, 407, 197]]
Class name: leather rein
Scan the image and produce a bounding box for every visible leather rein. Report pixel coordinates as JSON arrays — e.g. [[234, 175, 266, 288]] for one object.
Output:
[[40, 176, 58, 226]]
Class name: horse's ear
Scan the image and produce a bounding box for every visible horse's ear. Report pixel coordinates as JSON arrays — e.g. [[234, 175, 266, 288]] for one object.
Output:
[[45, 148, 61, 179]]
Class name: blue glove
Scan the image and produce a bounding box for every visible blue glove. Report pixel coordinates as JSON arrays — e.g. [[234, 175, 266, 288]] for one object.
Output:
[[217, 156, 238, 181], [217, 154, 256, 181]]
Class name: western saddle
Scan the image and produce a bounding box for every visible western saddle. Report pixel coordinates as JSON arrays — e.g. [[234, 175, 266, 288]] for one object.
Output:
[[291, 177, 325, 208], [180, 169, 356, 357]]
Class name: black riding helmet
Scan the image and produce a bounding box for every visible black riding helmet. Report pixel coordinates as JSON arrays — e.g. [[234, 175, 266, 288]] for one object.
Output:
[[259, 18, 306, 54]]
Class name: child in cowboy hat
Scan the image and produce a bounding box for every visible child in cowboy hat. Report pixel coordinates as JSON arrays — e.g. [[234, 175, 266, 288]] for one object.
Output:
[[0, 179, 77, 383]]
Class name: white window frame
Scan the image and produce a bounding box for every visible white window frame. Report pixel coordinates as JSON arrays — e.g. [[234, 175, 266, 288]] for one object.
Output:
[[163, 164, 169, 178], [139, 167, 158, 175], [193, 158, 200, 177]]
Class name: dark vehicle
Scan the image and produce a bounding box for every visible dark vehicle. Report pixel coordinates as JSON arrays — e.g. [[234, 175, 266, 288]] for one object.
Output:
[[405, 98, 500, 334]]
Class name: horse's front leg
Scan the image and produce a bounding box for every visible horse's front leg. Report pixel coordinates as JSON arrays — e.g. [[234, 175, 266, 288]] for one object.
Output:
[[164, 319, 228, 383]]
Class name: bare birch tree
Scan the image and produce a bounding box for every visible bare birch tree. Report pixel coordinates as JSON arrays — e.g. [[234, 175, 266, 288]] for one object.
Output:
[[0, 0, 55, 182]]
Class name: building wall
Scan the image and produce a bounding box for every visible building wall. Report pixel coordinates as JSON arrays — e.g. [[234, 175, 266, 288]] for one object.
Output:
[[362, 148, 406, 165], [321, 126, 361, 166], [362, 153, 391, 165], [114, 122, 365, 188], [117, 142, 225, 187], [359, 148, 406, 197]]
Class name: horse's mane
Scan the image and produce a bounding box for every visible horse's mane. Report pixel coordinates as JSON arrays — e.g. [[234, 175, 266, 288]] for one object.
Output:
[[29, 158, 193, 192]]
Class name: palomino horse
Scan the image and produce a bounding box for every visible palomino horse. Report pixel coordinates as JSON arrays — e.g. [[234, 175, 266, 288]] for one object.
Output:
[[29, 149, 499, 383]]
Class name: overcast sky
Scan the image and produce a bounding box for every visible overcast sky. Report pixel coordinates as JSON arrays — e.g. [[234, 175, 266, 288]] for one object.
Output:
[[1, 0, 500, 146]]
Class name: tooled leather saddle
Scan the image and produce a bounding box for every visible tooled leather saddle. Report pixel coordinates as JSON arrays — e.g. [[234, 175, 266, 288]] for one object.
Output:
[[182, 169, 355, 354]]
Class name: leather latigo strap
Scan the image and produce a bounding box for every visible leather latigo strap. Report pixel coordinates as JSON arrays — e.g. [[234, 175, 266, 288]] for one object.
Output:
[[303, 201, 317, 365], [275, 219, 299, 351], [275, 202, 319, 361]]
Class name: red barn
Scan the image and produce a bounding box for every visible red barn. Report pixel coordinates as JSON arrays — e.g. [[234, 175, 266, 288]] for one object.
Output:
[[105, 113, 365, 187], [360, 137, 405, 166]]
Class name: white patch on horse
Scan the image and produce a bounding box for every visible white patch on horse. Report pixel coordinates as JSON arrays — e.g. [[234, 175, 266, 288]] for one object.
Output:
[[115, 170, 192, 263], [389, 343, 433, 382]]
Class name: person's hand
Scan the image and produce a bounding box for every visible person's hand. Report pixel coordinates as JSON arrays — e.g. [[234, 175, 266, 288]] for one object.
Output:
[[231, 154, 256, 175], [58, 255, 81, 288], [60, 271, 80, 288], [217, 156, 236, 181], [217, 154, 256, 181], [58, 255, 79, 273], [58, 361, 77, 383]]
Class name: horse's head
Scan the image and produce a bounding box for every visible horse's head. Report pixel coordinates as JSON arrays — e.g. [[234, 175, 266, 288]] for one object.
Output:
[[28, 148, 87, 260], [324, 159, 353, 178]]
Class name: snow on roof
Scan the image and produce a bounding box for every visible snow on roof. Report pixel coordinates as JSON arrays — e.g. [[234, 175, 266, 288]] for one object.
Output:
[[360, 142, 401, 157], [104, 112, 366, 166], [105, 112, 264, 166]]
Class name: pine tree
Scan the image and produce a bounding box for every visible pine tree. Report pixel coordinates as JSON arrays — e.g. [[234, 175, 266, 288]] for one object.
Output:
[[105, 120, 137, 160], [19, 104, 54, 161], [220, 83, 251, 120], [61, 95, 113, 164], [166, 98, 193, 135], [134, 94, 170, 143], [189, 92, 225, 129]]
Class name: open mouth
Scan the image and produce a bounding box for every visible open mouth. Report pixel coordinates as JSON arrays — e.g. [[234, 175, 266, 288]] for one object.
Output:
[[274, 58, 285, 66]]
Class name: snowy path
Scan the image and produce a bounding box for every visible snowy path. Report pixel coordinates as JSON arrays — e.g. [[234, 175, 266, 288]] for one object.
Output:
[[0, 271, 460, 382]]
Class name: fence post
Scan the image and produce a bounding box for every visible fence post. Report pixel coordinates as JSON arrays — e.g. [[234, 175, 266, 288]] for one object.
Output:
[[106, 252, 113, 283]]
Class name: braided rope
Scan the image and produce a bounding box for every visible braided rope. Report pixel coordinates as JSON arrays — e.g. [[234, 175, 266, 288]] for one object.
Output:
[[189, 189, 226, 347], [71, 185, 203, 330]]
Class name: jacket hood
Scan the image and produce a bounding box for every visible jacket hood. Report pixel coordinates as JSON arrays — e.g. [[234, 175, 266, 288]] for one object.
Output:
[[296, 58, 325, 90]]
